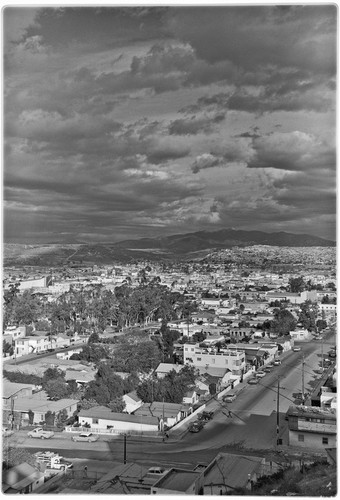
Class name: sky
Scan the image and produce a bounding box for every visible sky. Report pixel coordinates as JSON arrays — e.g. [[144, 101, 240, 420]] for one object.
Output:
[[3, 4, 337, 244]]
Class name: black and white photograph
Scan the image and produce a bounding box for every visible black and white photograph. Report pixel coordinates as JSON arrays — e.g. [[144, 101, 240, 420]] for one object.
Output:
[[2, 3, 337, 495]]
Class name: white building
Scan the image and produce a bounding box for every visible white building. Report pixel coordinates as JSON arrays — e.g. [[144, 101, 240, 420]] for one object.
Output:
[[77, 406, 159, 434], [287, 405, 336, 450], [183, 343, 245, 376]]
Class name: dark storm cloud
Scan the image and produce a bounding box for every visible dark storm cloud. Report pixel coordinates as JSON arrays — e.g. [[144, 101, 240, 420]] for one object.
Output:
[[25, 7, 171, 48], [169, 6, 336, 75]]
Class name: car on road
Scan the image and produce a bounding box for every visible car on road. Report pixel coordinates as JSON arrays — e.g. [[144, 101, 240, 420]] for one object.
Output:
[[201, 411, 214, 421], [263, 366, 272, 373], [223, 393, 237, 403], [248, 378, 259, 385], [188, 421, 204, 433], [328, 350, 336, 358], [27, 427, 54, 439], [273, 359, 281, 365], [255, 371, 266, 378], [293, 346, 301, 352], [2, 427, 14, 437], [71, 432, 99, 442]]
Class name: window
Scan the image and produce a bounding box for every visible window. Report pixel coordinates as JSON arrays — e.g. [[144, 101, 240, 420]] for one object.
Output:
[[93, 418, 98, 424], [298, 434, 304, 442], [322, 437, 329, 445], [197, 357, 201, 361], [212, 359, 215, 364]]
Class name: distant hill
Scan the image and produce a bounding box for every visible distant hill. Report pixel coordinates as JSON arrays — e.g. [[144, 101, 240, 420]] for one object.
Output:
[[4, 229, 335, 266], [114, 229, 335, 254]]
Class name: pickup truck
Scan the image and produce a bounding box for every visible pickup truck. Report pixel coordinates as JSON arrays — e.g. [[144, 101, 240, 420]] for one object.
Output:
[[34, 451, 73, 470], [27, 427, 54, 439]]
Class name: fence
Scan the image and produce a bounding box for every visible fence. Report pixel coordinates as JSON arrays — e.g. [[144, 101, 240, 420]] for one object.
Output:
[[65, 425, 161, 437]]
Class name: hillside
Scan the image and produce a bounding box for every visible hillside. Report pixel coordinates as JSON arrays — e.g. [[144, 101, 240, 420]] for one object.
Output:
[[4, 229, 335, 266]]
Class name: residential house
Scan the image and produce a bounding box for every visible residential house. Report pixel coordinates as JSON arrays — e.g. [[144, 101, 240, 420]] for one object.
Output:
[[3, 396, 79, 428], [90, 463, 156, 494], [201, 452, 281, 495], [228, 343, 278, 369], [155, 363, 182, 379], [14, 336, 50, 357], [289, 329, 313, 342], [2, 463, 45, 494], [151, 469, 203, 495], [122, 391, 143, 414], [286, 405, 336, 450], [77, 406, 159, 434], [182, 388, 199, 405], [134, 401, 188, 429]]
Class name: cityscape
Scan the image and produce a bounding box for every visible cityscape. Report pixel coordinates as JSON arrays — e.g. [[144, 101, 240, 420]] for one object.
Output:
[[2, 5, 337, 497]]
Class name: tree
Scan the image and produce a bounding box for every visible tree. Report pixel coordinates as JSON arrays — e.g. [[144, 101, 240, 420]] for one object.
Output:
[[271, 307, 297, 335], [84, 381, 111, 405], [298, 301, 317, 331], [288, 277, 305, 293], [108, 397, 126, 413], [28, 410, 34, 425], [42, 367, 65, 386], [3, 341, 14, 357], [113, 334, 162, 374], [88, 331, 100, 344], [3, 446, 36, 470], [316, 319, 327, 332], [45, 410, 56, 427], [45, 379, 70, 400]]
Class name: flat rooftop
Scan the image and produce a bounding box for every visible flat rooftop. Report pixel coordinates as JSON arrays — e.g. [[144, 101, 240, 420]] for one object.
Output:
[[153, 469, 200, 492]]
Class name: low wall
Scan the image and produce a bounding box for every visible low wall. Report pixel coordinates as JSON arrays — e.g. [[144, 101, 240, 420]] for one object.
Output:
[[168, 403, 206, 435]]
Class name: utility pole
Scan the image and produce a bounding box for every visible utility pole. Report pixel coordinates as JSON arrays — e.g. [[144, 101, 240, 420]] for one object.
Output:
[[302, 354, 305, 405], [123, 434, 127, 464], [321, 338, 324, 371], [276, 376, 280, 446]]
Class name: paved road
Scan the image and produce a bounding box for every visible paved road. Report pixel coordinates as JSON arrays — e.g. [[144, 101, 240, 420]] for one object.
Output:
[[8, 330, 335, 469]]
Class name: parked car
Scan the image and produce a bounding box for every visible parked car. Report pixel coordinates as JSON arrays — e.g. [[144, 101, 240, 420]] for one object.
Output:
[[27, 427, 54, 439], [263, 366, 272, 373], [223, 393, 237, 403], [2, 427, 14, 437], [273, 360, 281, 365], [189, 421, 204, 433], [255, 371, 266, 378], [201, 411, 214, 421], [148, 467, 166, 475], [71, 432, 99, 442], [248, 378, 259, 385], [293, 346, 301, 352], [328, 350, 336, 358]]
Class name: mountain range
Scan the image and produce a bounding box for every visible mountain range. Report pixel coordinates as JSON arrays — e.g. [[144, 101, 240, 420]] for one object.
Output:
[[4, 229, 335, 266]]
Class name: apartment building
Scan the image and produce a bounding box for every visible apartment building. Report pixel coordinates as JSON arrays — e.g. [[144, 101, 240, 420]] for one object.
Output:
[[183, 343, 245, 376]]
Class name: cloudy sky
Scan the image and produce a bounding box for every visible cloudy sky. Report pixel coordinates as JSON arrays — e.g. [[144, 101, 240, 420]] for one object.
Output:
[[3, 4, 336, 244]]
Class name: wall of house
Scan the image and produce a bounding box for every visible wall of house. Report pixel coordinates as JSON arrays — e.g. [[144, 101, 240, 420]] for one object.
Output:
[[78, 415, 159, 433], [288, 430, 336, 449]]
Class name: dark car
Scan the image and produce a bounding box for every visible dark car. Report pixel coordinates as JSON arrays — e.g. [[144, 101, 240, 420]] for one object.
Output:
[[189, 421, 204, 433]]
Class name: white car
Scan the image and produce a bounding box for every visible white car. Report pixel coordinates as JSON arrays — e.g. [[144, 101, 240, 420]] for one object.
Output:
[[273, 360, 281, 365], [293, 346, 301, 352], [255, 371, 266, 378], [27, 427, 54, 439], [71, 432, 99, 442]]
